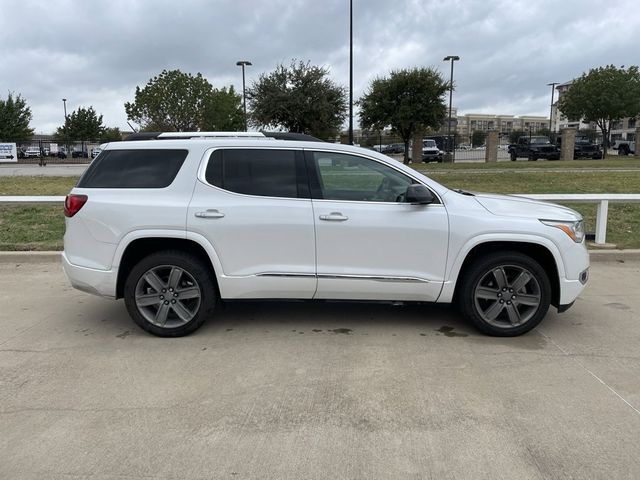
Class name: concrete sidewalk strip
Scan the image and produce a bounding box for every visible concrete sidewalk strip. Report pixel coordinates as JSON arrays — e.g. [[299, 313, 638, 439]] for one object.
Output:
[[0, 260, 638, 479], [1, 249, 639, 264]]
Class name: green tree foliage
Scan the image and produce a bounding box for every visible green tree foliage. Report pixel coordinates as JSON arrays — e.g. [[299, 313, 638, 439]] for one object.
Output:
[[472, 130, 487, 147], [0, 92, 34, 142], [99, 127, 123, 143], [201, 86, 244, 131], [247, 60, 347, 139], [557, 65, 640, 156], [125, 69, 242, 132], [508, 129, 527, 144], [55, 106, 104, 141], [359, 67, 448, 163]]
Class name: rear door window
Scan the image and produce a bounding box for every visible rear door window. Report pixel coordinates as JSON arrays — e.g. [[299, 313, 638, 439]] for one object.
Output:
[[77, 149, 188, 188], [204, 149, 308, 199]]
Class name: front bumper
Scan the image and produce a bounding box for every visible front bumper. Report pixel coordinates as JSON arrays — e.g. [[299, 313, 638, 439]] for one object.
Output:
[[62, 252, 117, 298]]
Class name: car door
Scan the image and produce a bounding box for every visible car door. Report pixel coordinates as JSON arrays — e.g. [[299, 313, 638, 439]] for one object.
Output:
[[188, 147, 317, 299], [307, 150, 449, 301]]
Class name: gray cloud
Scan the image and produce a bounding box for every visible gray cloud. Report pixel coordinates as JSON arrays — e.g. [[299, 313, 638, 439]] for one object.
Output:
[[1, 0, 638, 133]]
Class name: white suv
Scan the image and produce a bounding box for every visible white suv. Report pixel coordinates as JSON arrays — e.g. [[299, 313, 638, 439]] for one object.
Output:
[[62, 132, 589, 337]]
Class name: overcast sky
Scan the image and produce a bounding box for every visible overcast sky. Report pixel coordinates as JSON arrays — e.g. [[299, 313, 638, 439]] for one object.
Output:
[[1, 0, 638, 134]]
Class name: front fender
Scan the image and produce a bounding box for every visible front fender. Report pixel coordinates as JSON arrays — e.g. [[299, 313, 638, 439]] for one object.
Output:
[[438, 233, 566, 303]]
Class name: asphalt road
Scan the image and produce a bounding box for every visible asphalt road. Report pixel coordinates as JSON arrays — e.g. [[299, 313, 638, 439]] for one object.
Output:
[[1, 259, 640, 479]]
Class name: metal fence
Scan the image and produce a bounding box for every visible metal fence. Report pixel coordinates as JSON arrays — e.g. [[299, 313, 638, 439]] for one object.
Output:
[[352, 134, 500, 163], [15, 139, 101, 165]]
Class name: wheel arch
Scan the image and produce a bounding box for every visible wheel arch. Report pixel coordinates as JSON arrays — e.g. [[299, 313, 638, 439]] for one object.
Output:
[[114, 232, 224, 299], [449, 240, 561, 308]]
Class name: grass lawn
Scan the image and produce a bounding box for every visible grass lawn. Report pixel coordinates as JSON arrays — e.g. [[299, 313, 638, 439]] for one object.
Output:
[[0, 169, 639, 250]]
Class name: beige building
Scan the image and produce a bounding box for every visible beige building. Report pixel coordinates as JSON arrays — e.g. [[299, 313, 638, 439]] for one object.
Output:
[[452, 113, 549, 144]]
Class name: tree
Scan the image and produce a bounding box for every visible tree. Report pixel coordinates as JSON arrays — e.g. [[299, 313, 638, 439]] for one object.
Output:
[[509, 129, 527, 144], [55, 106, 104, 141], [99, 127, 122, 143], [125, 69, 214, 131], [201, 86, 244, 131], [0, 92, 34, 143], [557, 65, 640, 157], [359, 67, 448, 163], [472, 130, 487, 147], [247, 60, 347, 139]]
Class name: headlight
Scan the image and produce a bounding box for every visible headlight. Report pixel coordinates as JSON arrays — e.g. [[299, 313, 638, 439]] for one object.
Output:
[[540, 219, 585, 243]]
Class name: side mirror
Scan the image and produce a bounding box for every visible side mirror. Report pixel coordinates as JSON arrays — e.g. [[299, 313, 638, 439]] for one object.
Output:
[[405, 184, 435, 205]]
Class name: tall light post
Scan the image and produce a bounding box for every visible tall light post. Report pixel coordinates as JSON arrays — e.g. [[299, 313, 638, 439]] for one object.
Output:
[[236, 60, 252, 131], [547, 82, 559, 135], [443, 55, 460, 162], [62, 98, 67, 120], [348, 0, 354, 144]]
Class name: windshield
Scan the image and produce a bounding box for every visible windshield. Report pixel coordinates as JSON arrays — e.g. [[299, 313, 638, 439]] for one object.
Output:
[[423, 140, 437, 148], [529, 137, 551, 145]]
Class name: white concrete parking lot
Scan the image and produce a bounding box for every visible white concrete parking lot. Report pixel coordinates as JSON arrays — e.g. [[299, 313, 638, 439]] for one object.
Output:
[[1, 257, 639, 479]]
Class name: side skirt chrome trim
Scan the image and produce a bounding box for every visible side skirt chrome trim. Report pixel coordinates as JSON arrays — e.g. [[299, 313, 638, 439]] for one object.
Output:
[[255, 272, 430, 283]]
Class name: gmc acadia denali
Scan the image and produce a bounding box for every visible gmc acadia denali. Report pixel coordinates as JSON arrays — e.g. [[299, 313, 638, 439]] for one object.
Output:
[[63, 132, 589, 337]]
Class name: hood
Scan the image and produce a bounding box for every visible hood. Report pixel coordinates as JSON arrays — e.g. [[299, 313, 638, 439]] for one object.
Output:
[[472, 193, 581, 221]]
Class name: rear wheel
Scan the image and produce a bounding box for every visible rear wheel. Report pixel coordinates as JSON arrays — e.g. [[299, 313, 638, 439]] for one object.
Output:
[[618, 145, 629, 156], [510, 151, 517, 161], [458, 252, 551, 336], [124, 250, 217, 337]]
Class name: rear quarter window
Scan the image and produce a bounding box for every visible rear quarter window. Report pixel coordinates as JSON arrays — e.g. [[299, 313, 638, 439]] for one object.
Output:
[[77, 149, 188, 188]]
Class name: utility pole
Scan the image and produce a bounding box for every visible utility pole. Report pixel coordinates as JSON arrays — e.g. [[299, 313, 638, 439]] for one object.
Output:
[[236, 61, 252, 131], [348, 0, 354, 144], [443, 56, 460, 162], [547, 82, 559, 135]]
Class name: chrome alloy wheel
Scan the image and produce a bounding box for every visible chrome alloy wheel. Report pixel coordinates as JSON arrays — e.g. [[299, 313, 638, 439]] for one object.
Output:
[[134, 265, 202, 328], [473, 265, 542, 328]]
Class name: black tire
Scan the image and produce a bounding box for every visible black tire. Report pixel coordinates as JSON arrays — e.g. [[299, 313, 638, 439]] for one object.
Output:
[[458, 252, 551, 336], [618, 145, 629, 156], [510, 151, 517, 161], [124, 250, 217, 337], [528, 153, 537, 161]]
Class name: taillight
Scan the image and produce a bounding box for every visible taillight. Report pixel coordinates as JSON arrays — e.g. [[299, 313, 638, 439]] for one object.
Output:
[[64, 194, 88, 217]]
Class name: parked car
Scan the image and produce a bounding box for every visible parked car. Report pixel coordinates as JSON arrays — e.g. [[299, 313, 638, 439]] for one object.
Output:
[[572, 137, 603, 159], [381, 143, 404, 154], [614, 139, 636, 156], [421, 139, 444, 162], [62, 131, 589, 338], [91, 147, 102, 158], [509, 136, 560, 161], [24, 146, 41, 158], [72, 149, 88, 158]]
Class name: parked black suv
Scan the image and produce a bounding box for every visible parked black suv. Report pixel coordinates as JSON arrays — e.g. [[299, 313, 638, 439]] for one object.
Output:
[[509, 136, 560, 161]]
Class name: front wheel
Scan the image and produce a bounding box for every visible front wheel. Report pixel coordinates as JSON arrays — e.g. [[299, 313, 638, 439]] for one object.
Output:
[[510, 151, 517, 161], [458, 252, 551, 336], [124, 250, 217, 337]]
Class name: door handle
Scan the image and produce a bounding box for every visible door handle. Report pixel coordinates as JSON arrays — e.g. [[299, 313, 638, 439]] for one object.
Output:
[[195, 209, 225, 219], [319, 212, 348, 222]]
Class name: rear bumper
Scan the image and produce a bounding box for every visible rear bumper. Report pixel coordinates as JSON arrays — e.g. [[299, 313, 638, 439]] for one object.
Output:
[[62, 252, 117, 298]]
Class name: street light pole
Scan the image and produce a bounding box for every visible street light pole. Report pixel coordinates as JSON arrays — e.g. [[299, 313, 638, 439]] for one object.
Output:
[[547, 82, 559, 135], [348, 0, 353, 145], [236, 61, 252, 131], [443, 55, 460, 162], [62, 98, 67, 120]]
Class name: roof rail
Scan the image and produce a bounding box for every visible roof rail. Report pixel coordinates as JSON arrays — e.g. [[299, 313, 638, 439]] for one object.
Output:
[[124, 131, 325, 142], [157, 132, 266, 139]]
